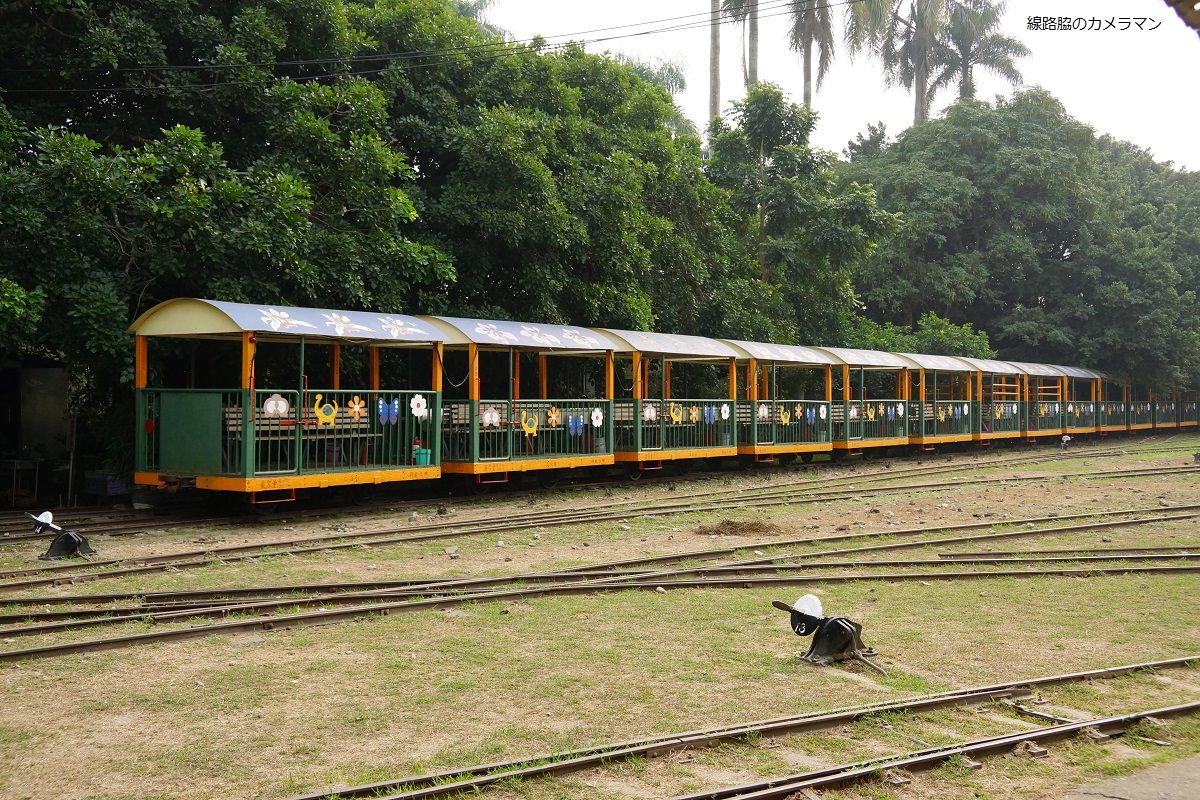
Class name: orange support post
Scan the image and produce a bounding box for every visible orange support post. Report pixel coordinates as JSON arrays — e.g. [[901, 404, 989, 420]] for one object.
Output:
[[632, 351, 643, 400], [240, 331, 255, 390], [841, 364, 851, 401], [663, 360, 672, 400], [512, 350, 520, 400], [824, 365, 832, 402], [539, 354, 548, 399], [134, 335, 148, 389], [746, 358, 758, 402], [432, 343, 443, 393], [727, 358, 737, 400], [468, 343, 480, 401], [331, 344, 341, 390], [604, 351, 614, 399], [369, 347, 380, 390]]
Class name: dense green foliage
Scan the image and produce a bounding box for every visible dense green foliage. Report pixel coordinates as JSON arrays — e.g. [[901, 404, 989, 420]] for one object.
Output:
[[843, 89, 1200, 387]]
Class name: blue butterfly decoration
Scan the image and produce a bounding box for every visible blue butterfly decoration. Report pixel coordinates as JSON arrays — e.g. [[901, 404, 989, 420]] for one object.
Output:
[[378, 397, 399, 425], [953, 405, 961, 419], [806, 408, 816, 425], [886, 406, 894, 421], [703, 406, 717, 424], [568, 414, 584, 436]]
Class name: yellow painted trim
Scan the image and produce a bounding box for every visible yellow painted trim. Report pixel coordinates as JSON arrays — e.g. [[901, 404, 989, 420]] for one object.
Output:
[[134, 471, 166, 487], [1179, 421, 1198, 427], [1064, 426, 1098, 434], [1099, 425, 1128, 432], [833, 437, 909, 450], [442, 454, 614, 474], [1024, 429, 1064, 438], [1130, 423, 1154, 430], [177, 468, 444, 492], [615, 447, 738, 463], [738, 443, 831, 455], [910, 434, 974, 445], [974, 431, 1023, 441], [1154, 423, 1180, 429]]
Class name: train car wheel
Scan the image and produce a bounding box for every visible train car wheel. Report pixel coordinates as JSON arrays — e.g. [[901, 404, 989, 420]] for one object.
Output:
[[799, 452, 815, 464], [777, 453, 797, 467], [674, 460, 694, 476], [624, 464, 645, 481]]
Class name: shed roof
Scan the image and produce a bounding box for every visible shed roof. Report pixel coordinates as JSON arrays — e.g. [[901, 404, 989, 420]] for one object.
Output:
[[954, 356, 1023, 375], [128, 298, 442, 344], [722, 340, 841, 366], [421, 317, 620, 352], [1054, 364, 1103, 380], [810, 347, 911, 369], [895, 352, 976, 372], [597, 329, 740, 360], [1005, 361, 1067, 378]]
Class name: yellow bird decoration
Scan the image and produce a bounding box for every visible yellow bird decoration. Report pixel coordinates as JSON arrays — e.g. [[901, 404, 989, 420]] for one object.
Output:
[[669, 403, 684, 424], [521, 410, 539, 437], [314, 394, 338, 426], [936, 406, 947, 423]]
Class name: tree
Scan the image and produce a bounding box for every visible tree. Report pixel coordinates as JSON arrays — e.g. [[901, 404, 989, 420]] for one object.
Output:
[[710, 0, 722, 123], [788, 0, 836, 109], [707, 84, 897, 343], [451, 0, 508, 39], [722, 0, 760, 88], [846, 0, 952, 124], [928, 0, 1027, 105]]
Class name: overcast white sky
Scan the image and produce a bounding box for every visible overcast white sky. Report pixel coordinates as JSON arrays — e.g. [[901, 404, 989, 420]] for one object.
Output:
[[486, 0, 1199, 169]]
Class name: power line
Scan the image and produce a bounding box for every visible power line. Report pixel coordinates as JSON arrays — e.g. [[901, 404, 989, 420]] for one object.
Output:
[[0, 0, 870, 95]]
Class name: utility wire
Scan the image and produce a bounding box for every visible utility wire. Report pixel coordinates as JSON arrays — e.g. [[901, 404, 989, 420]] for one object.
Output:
[[0, 0, 870, 95]]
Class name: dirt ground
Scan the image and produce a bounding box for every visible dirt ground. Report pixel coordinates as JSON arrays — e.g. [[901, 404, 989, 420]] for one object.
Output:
[[0, 436, 1198, 800]]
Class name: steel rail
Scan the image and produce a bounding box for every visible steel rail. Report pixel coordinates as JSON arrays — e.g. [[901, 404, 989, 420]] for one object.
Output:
[[287, 655, 1200, 800], [2, 462, 1194, 593], [664, 701, 1200, 800], [943, 543, 1200, 558]]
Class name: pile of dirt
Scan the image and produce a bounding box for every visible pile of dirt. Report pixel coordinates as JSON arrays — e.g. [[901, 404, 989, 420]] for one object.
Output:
[[693, 519, 781, 537]]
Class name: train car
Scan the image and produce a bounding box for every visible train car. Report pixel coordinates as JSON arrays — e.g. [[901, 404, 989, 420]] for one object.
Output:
[[128, 299, 445, 501], [1006, 362, 1066, 441], [813, 348, 910, 455], [1154, 392, 1180, 430], [1098, 375, 1129, 433], [420, 317, 619, 485], [898, 353, 975, 448], [956, 357, 1025, 443], [1129, 385, 1155, 430], [597, 330, 740, 477], [1059, 366, 1102, 436], [721, 340, 836, 465], [1181, 391, 1200, 428]]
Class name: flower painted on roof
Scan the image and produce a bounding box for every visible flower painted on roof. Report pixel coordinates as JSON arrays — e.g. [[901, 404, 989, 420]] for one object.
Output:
[[720, 403, 730, 421], [591, 407, 604, 428], [560, 328, 600, 348], [547, 406, 561, 427], [322, 313, 374, 336], [643, 403, 658, 422], [520, 325, 561, 347], [262, 393, 290, 418], [378, 317, 426, 338], [410, 394, 428, 419], [259, 308, 317, 331], [346, 395, 367, 421], [474, 323, 518, 343], [482, 405, 501, 427]]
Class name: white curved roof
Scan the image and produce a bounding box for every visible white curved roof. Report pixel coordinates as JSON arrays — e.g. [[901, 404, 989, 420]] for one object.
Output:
[[129, 298, 442, 344], [1053, 364, 1103, 380], [722, 340, 840, 365], [895, 352, 976, 372], [955, 356, 1023, 375], [810, 347, 911, 369], [597, 329, 740, 360], [422, 317, 621, 352], [1005, 361, 1067, 378]]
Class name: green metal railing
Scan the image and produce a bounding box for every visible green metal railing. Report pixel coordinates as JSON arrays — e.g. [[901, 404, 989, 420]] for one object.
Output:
[[136, 387, 440, 478], [1154, 399, 1179, 427], [1183, 399, 1200, 425], [980, 401, 1023, 435], [1064, 401, 1097, 429], [1099, 402, 1126, 428], [1027, 401, 1063, 432], [442, 399, 614, 463], [613, 399, 736, 453], [1130, 402, 1154, 426], [911, 400, 973, 437], [737, 400, 830, 446], [833, 399, 907, 442]]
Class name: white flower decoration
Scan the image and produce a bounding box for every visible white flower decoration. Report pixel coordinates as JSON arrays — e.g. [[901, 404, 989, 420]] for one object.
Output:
[[849, 405, 859, 419], [520, 325, 561, 347], [410, 394, 428, 419], [481, 406, 501, 427], [962, 403, 970, 416], [896, 402, 905, 416], [1067, 403, 1074, 414], [560, 329, 599, 347], [819, 405, 828, 420], [757, 403, 770, 420], [322, 313, 373, 336], [720, 403, 730, 420], [378, 316, 426, 338], [258, 308, 316, 331], [642, 403, 658, 422], [474, 323, 517, 343], [591, 407, 604, 428]]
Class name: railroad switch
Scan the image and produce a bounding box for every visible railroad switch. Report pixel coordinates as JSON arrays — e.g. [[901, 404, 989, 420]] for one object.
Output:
[[28, 511, 97, 560], [772, 594, 886, 676]]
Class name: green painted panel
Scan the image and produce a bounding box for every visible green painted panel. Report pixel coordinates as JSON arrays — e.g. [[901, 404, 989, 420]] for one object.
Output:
[[160, 392, 224, 474]]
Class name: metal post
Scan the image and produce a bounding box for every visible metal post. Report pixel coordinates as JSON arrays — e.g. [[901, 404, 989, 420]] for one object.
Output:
[[241, 330, 256, 479], [331, 344, 340, 390]]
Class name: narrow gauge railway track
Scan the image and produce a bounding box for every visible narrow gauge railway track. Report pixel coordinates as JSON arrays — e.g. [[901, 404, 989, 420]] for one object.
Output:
[[3, 504, 1196, 607], [1, 461, 1195, 594], [287, 656, 1200, 800], [0, 436, 1176, 544], [2, 509, 1196, 659]]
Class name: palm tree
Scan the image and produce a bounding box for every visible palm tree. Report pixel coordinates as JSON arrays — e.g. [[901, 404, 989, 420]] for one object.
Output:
[[451, 0, 507, 39], [722, 0, 760, 88], [927, 0, 1028, 105], [787, 0, 836, 109], [710, 0, 722, 123], [845, 0, 951, 124]]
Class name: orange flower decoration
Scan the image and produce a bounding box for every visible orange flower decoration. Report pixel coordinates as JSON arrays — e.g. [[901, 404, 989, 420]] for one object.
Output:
[[689, 405, 700, 423], [547, 406, 561, 426], [346, 395, 367, 421]]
